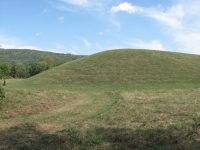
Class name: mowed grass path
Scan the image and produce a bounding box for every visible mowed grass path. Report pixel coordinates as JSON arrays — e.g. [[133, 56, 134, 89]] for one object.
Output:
[[1, 81, 200, 149]]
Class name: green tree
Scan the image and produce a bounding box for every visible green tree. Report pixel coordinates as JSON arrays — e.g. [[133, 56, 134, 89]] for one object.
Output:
[[29, 61, 48, 76], [0, 62, 11, 78], [37, 56, 54, 70], [10, 65, 16, 78], [45, 55, 54, 69], [14, 63, 26, 78]]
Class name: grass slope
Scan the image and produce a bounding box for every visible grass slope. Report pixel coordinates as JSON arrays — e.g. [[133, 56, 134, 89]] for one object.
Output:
[[23, 49, 200, 85], [1, 49, 200, 149]]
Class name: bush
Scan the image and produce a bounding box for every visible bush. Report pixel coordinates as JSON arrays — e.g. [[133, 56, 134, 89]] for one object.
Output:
[[0, 86, 5, 99], [29, 61, 48, 76]]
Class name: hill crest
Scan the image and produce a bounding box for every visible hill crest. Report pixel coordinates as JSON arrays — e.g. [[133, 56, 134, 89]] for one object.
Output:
[[23, 49, 200, 84]]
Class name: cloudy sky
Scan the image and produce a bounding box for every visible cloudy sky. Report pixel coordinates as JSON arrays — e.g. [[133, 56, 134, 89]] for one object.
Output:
[[0, 0, 200, 55]]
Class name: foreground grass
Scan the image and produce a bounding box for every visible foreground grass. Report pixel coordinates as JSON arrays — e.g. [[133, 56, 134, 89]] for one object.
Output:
[[0, 79, 200, 149]]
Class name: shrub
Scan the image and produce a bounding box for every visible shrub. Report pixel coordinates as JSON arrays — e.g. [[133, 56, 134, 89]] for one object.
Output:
[[0, 85, 5, 99], [2, 78, 6, 86]]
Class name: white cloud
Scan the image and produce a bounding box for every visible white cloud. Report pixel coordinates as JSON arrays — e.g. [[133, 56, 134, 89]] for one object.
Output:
[[0, 44, 19, 49], [52, 3, 75, 12], [70, 50, 77, 54], [126, 40, 165, 51], [58, 16, 65, 22], [146, 1, 200, 54], [146, 5, 184, 28], [19, 45, 41, 50], [110, 2, 143, 14], [183, 0, 200, 15], [0, 34, 41, 50], [111, 3, 183, 28], [174, 32, 200, 55], [60, 0, 88, 6], [110, 1, 200, 55], [169, 1, 200, 54], [57, 44, 65, 49], [149, 13, 181, 28], [110, 20, 121, 29], [43, 8, 50, 13], [47, 43, 78, 54], [0, 34, 22, 46], [36, 32, 41, 36], [81, 38, 90, 47], [74, 36, 91, 47], [0, 44, 41, 50], [48, 0, 113, 13], [98, 32, 104, 35], [68, 45, 80, 54], [45, 43, 67, 53], [169, 5, 184, 18]]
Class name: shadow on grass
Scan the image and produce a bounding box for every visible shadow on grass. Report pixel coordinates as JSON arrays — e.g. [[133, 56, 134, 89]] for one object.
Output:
[[0, 123, 199, 150]]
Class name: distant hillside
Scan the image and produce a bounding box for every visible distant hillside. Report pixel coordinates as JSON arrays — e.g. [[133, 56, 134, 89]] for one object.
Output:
[[0, 48, 84, 66], [22, 49, 200, 85]]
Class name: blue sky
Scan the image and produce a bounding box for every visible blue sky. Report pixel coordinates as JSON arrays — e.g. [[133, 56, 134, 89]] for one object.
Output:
[[0, 0, 200, 55]]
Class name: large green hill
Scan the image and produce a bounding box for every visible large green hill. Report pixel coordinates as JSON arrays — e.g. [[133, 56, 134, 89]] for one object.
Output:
[[2, 49, 200, 149], [23, 49, 200, 85], [0, 48, 84, 66]]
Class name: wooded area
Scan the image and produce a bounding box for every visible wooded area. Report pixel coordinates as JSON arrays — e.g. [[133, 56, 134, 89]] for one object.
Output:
[[0, 49, 84, 78]]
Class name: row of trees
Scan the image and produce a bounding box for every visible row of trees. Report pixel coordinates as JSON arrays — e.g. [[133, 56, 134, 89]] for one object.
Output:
[[0, 56, 70, 79]]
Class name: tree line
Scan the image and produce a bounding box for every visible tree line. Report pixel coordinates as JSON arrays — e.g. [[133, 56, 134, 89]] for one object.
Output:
[[0, 56, 71, 79], [0, 48, 83, 66]]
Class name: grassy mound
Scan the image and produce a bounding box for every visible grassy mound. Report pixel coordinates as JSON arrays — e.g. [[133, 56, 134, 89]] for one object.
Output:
[[1, 49, 200, 149], [24, 49, 200, 85]]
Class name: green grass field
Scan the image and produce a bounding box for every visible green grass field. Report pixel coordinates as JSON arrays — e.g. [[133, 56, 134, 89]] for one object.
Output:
[[0, 49, 200, 149]]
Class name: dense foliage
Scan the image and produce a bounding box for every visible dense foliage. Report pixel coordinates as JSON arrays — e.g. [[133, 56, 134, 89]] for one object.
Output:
[[0, 62, 10, 78], [0, 48, 84, 66], [0, 48, 84, 78], [29, 61, 48, 76], [11, 63, 27, 78]]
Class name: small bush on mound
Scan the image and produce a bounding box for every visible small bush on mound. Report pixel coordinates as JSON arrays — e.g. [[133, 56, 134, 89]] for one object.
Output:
[[0, 86, 5, 99], [2, 78, 6, 86]]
